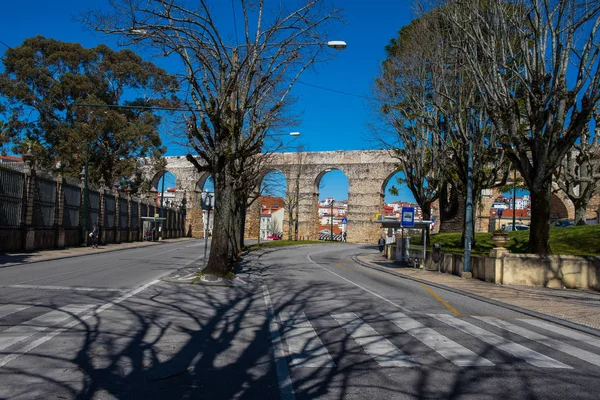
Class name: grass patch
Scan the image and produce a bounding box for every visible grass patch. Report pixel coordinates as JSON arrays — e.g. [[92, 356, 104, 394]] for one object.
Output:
[[244, 240, 344, 251], [411, 225, 600, 256]]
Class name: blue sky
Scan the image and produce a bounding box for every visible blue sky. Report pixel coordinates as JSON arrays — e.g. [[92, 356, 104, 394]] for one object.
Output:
[[0, 0, 417, 203]]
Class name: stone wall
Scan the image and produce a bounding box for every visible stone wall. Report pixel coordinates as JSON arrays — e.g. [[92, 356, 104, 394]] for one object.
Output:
[[415, 248, 600, 291]]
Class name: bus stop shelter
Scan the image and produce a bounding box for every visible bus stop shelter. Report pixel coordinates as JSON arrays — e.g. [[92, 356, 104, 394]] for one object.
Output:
[[142, 216, 166, 241], [376, 219, 434, 265]]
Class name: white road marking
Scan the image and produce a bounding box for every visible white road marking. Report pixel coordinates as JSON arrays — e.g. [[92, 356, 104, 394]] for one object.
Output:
[[332, 312, 416, 367], [475, 317, 600, 368], [0, 304, 92, 352], [430, 314, 571, 369], [385, 311, 494, 367], [520, 319, 600, 350], [261, 284, 295, 400], [0, 279, 160, 368], [279, 312, 335, 368], [0, 284, 125, 292], [307, 252, 410, 313], [0, 304, 32, 319]]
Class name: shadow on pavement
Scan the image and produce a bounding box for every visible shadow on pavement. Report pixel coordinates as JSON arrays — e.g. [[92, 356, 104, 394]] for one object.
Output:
[[0, 249, 599, 399]]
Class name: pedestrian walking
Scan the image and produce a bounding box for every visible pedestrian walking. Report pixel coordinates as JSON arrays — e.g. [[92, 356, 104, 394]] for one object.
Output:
[[378, 236, 385, 253], [342, 231, 347, 242], [90, 223, 99, 248]]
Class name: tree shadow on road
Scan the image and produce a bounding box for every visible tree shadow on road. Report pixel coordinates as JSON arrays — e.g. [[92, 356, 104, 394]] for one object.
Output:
[[1, 250, 599, 399]]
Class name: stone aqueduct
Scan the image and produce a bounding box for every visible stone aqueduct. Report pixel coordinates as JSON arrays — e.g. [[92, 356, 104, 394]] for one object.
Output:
[[142, 150, 599, 243]]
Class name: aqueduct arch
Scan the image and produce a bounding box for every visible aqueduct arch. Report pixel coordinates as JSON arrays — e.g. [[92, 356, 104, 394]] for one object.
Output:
[[142, 150, 598, 242]]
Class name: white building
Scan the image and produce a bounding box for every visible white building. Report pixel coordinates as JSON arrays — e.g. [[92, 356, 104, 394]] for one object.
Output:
[[260, 207, 284, 239]]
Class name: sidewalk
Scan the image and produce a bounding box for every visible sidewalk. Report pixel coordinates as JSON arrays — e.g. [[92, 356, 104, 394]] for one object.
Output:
[[355, 251, 600, 334], [0, 237, 197, 267]]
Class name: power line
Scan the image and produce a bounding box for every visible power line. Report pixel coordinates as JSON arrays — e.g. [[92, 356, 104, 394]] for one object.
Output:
[[71, 103, 194, 112], [297, 81, 376, 100]]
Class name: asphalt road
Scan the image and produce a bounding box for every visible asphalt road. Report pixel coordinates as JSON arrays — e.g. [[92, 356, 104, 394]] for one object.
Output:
[[0, 242, 599, 399]]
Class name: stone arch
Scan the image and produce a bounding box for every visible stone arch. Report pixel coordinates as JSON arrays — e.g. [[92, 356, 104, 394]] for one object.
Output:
[[550, 192, 572, 221], [194, 172, 212, 192], [313, 168, 349, 241]]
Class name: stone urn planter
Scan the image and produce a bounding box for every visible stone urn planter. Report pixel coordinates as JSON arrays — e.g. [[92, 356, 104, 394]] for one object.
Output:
[[491, 231, 510, 248]]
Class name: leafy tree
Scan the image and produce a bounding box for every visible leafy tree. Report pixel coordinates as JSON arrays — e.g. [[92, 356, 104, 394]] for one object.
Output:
[[0, 36, 178, 193]]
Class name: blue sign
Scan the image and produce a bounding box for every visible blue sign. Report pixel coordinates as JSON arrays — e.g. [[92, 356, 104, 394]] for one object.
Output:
[[401, 207, 415, 227], [497, 208, 503, 217], [341, 217, 348, 224]]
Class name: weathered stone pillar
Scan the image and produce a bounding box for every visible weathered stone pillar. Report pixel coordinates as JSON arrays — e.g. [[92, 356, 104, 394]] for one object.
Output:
[[114, 190, 121, 244], [56, 173, 65, 248], [22, 148, 36, 251], [347, 178, 382, 244], [490, 247, 510, 285]]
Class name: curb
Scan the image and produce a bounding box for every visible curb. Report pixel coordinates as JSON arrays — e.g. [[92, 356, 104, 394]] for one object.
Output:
[[352, 254, 600, 338], [0, 238, 198, 268]]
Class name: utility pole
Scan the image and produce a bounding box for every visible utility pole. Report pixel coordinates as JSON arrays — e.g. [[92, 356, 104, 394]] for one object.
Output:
[[82, 143, 89, 246], [463, 126, 474, 275], [330, 200, 334, 241], [512, 169, 517, 230], [159, 171, 165, 239]]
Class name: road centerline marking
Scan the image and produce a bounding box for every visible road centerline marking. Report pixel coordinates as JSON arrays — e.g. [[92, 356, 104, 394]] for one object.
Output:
[[418, 283, 461, 316]]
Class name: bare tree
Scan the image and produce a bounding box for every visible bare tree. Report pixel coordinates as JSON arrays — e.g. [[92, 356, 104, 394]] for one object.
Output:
[[554, 106, 600, 224], [439, 0, 600, 254], [373, 18, 446, 242], [85, 0, 342, 275], [285, 144, 311, 240], [375, 12, 510, 245]]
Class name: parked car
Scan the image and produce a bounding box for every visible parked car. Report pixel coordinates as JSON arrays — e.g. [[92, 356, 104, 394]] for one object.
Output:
[[553, 220, 574, 227], [266, 234, 281, 240], [502, 223, 530, 232]]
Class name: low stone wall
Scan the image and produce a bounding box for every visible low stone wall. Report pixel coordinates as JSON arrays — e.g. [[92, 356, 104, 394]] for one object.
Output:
[[415, 248, 600, 292], [501, 254, 600, 290]]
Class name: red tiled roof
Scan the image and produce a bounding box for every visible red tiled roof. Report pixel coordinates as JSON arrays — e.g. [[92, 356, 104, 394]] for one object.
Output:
[[0, 155, 22, 162], [260, 196, 285, 209]]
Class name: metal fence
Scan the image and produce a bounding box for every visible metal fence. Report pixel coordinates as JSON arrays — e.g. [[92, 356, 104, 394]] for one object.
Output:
[[63, 184, 81, 227], [88, 190, 101, 229], [119, 197, 128, 229], [0, 166, 25, 227], [104, 194, 115, 228], [131, 200, 138, 230], [32, 177, 56, 227]]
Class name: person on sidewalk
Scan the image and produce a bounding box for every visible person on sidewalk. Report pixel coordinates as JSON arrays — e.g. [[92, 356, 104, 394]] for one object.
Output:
[[342, 231, 347, 242], [378, 236, 385, 253], [90, 223, 99, 249]]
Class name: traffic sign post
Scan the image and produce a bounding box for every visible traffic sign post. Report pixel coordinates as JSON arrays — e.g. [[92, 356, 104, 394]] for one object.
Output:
[[341, 217, 348, 224], [401, 207, 415, 228]]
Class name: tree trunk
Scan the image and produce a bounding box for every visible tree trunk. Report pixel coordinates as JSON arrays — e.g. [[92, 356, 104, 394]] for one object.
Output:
[[528, 183, 552, 254], [238, 201, 247, 250], [422, 204, 432, 245], [439, 183, 464, 233], [574, 202, 588, 226], [204, 172, 238, 276]]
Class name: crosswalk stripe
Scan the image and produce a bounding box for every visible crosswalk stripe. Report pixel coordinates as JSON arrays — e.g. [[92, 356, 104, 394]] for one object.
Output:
[[279, 312, 335, 368], [520, 319, 600, 350], [332, 312, 416, 367], [0, 304, 93, 352], [0, 304, 32, 320], [429, 314, 571, 369], [474, 317, 600, 368], [385, 311, 494, 367]]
